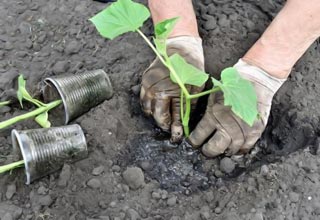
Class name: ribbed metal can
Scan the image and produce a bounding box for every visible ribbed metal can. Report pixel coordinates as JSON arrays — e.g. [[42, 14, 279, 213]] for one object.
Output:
[[12, 124, 88, 184], [43, 69, 113, 124]]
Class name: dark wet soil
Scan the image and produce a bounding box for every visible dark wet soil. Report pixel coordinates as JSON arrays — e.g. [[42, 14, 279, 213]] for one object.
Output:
[[1, 0, 320, 219]]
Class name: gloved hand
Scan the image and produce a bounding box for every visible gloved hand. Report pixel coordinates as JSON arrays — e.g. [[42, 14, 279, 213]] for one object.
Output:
[[140, 36, 205, 142], [188, 59, 286, 157]]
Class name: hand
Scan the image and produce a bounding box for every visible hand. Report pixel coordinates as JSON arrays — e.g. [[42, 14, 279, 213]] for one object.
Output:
[[140, 36, 205, 142], [188, 59, 286, 157]]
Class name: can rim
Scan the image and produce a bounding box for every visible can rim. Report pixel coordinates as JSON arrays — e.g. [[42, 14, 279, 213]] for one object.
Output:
[[44, 78, 69, 125], [73, 124, 88, 154], [100, 69, 113, 98], [11, 129, 31, 185]]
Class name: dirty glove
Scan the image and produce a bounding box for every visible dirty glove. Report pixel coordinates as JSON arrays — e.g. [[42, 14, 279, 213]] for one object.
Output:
[[188, 59, 286, 157], [140, 36, 205, 142]]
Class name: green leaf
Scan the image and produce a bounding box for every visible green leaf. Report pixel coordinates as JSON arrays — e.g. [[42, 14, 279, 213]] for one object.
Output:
[[155, 17, 180, 39], [211, 67, 258, 126], [17, 75, 33, 108], [17, 75, 33, 99], [89, 0, 150, 40], [17, 91, 23, 108], [169, 54, 208, 87], [35, 112, 51, 128], [17, 74, 46, 108]]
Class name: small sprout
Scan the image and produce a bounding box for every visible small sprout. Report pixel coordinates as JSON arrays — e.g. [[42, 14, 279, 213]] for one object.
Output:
[[17, 75, 46, 108], [0, 75, 62, 130], [90, 0, 259, 137], [0, 75, 63, 175]]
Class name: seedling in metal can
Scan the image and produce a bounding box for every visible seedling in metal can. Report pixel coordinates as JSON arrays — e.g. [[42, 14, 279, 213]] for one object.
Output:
[[0, 75, 62, 129]]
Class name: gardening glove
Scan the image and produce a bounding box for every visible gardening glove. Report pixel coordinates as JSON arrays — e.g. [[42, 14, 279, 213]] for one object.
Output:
[[140, 36, 205, 143], [188, 59, 286, 157]]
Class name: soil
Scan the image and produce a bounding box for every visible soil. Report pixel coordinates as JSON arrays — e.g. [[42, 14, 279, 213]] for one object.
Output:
[[1, 0, 320, 220]]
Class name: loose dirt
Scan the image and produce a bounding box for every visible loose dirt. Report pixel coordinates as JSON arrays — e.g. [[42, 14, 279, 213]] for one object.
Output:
[[1, 0, 320, 219]]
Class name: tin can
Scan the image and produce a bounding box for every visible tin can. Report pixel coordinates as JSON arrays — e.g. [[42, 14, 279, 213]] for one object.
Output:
[[12, 124, 88, 184]]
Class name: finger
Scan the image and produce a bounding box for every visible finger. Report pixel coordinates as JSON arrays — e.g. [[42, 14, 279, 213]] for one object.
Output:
[[202, 129, 231, 157], [151, 94, 171, 131], [240, 135, 260, 154], [188, 111, 216, 148], [140, 62, 172, 115], [214, 91, 224, 104], [142, 62, 170, 89], [142, 75, 179, 116], [171, 97, 183, 143], [152, 77, 180, 92], [207, 92, 216, 107], [140, 86, 153, 115], [239, 119, 264, 154], [211, 106, 245, 155], [190, 84, 204, 95]]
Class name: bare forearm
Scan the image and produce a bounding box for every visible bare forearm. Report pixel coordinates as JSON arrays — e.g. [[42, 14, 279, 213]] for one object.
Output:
[[148, 0, 199, 38], [244, 0, 320, 79]]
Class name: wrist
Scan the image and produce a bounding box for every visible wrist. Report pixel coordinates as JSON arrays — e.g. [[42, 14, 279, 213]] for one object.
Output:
[[242, 43, 292, 80], [243, 0, 320, 79], [148, 0, 200, 38], [234, 59, 285, 97], [234, 59, 286, 124]]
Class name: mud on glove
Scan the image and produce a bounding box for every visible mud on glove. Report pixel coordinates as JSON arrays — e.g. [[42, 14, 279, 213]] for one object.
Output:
[[140, 36, 205, 142], [188, 59, 286, 157]]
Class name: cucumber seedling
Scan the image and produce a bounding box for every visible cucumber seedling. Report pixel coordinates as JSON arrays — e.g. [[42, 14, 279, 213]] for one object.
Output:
[[90, 0, 258, 136], [0, 75, 62, 130], [0, 75, 62, 174]]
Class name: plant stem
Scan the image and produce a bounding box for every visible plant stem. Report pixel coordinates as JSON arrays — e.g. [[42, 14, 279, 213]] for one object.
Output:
[[136, 29, 220, 137], [136, 29, 190, 96], [182, 97, 191, 136], [188, 87, 221, 99], [0, 100, 62, 130], [0, 101, 10, 107], [137, 29, 167, 66], [0, 160, 24, 174], [180, 87, 220, 135], [23, 97, 45, 108], [180, 90, 184, 121]]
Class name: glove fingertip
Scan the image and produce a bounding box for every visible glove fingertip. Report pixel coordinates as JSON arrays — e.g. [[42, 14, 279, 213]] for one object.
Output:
[[186, 133, 201, 149], [170, 122, 183, 143], [154, 117, 170, 131], [140, 88, 153, 116], [202, 144, 223, 158]]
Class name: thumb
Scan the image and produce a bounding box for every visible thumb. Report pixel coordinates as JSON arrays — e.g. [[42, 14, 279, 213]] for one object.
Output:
[[170, 97, 183, 143]]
